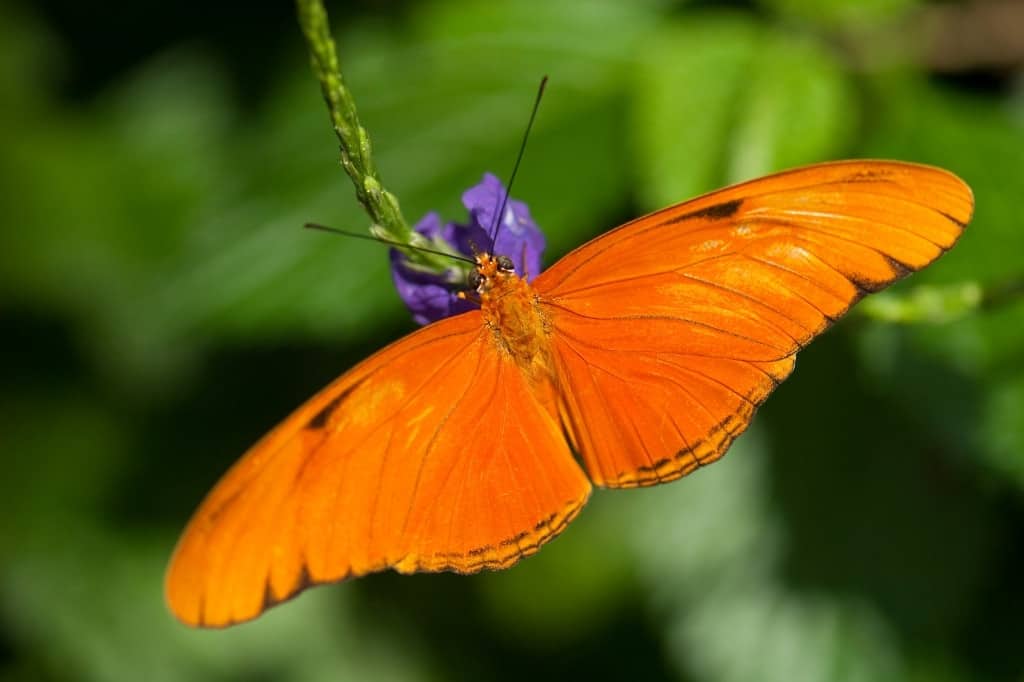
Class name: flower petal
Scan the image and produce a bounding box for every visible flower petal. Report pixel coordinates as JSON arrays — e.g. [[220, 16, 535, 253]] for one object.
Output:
[[389, 174, 546, 325]]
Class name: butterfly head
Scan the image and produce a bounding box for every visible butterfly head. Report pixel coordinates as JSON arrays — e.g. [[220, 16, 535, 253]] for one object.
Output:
[[466, 253, 517, 296]]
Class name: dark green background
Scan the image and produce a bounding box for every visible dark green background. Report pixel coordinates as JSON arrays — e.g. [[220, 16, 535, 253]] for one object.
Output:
[[2, 1, 1022, 680]]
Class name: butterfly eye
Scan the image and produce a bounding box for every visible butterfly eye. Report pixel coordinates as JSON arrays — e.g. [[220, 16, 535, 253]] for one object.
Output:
[[467, 270, 484, 290], [496, 255, 515, 272]]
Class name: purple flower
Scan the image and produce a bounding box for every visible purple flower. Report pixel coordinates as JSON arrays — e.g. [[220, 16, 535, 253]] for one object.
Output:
[[390, 173, 545, 325]]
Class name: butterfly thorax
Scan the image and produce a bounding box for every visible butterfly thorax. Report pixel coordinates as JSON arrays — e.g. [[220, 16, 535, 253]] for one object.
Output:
[[472, 253, 553, 379]]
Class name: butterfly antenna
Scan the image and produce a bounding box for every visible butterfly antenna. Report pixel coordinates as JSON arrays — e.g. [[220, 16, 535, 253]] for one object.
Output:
[[304, 223, 476, 265], [489, 75, 548, 246]]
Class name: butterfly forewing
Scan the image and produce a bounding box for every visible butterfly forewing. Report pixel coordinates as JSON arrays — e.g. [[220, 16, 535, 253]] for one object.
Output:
[[165, 311, 589, 627], [535, 161, 973, 488]]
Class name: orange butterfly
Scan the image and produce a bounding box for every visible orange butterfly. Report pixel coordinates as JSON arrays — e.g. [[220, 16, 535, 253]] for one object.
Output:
[[166, 160, 973, 627]]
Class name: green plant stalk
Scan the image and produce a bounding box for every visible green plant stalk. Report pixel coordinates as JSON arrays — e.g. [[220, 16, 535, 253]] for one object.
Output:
[[295, 0, 455, 274], [857, 281, 983, 324]]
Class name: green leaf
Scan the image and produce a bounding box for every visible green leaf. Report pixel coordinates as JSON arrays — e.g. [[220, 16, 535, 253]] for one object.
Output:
[[630, 12, 857, 209], [3, 530, 427, 682], [475, 494, 635, 647], [0, 0, 669, 392], [864, 75, 1024, 286], [980, 372, 1024, 489], [756, 0, 919, 27], [628, 429, 904, 681], [852, 75, 1024, 490]]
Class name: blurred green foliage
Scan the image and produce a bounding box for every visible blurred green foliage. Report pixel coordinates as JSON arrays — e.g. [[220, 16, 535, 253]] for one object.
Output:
[[1, 0, 1022, 681]]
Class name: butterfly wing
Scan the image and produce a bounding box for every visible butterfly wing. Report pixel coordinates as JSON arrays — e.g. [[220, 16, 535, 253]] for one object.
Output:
[[165, 312, 590, 627], [535, 160, 973, 487]]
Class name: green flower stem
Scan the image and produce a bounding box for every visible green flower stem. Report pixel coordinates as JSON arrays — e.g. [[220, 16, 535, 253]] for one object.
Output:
[[858, 281, 983, 324], [295, 0, 452, 273]]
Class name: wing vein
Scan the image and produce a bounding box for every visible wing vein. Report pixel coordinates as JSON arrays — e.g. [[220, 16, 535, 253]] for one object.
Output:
[[399, 342, 489, 541], [545, 302, 790, 354], [677, 272, 815, 344]]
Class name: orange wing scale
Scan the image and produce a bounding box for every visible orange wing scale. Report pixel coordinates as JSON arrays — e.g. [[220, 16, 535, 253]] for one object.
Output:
[[167, 160, 973, 627]]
